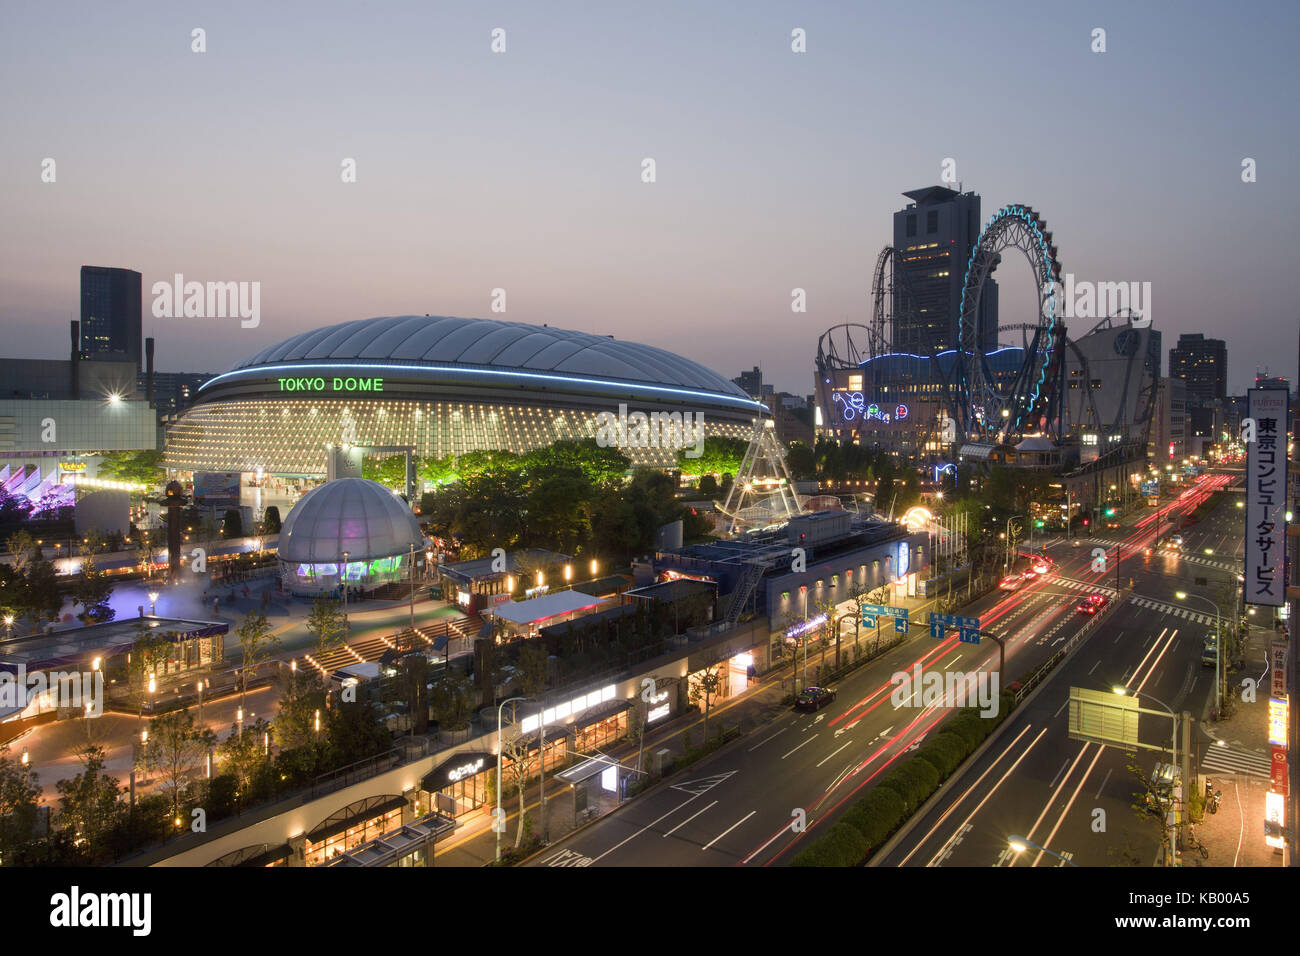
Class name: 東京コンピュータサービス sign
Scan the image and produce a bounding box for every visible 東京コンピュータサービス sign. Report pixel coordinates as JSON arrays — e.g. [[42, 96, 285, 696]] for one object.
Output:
[[1244, 387, 1289, 608]]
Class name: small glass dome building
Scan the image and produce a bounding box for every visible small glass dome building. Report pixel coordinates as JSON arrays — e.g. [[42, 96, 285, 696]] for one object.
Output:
[[277, 478, 424, 596]]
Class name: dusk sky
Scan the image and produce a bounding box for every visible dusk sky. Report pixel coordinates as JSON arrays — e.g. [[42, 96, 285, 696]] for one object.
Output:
[[2, 0, 1296, 395]]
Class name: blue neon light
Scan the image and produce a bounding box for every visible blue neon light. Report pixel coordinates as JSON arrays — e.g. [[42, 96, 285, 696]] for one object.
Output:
[[197, 362, 768, 413]]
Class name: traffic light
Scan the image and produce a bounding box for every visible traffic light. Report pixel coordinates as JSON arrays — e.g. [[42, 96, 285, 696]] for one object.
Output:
[[1035, 520, 1045, 528], [1105, 507, 1115, 517], [1082, 518, 1089, 527]]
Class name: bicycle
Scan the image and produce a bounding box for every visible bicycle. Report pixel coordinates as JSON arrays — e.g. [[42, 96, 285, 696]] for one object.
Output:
[[1182, 827, 1209, 860]]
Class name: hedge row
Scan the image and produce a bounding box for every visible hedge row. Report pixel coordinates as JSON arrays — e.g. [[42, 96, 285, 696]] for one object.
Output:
[[790, 690, 1017, 866]]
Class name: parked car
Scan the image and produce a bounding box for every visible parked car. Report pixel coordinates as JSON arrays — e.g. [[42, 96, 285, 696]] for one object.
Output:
[[794, 686, 837, 712], [1076, 593, 1107, 615], [1202, 633, 1219, 667]]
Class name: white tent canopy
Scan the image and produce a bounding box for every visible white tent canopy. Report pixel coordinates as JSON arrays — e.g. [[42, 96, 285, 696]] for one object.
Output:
[[489, 591, 604, 626]]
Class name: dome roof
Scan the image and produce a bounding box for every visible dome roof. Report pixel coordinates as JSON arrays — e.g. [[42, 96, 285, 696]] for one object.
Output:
[[278, 478, 423, 564], [230, 315, 749, 399]]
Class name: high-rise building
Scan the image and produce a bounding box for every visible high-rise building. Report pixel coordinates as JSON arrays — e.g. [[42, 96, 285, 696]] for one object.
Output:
[[1168, 333, 1226, 403], [79, 266, 142, 368], [892, 186, 997, 354], [732, 366, 763, 400], [1151, 376, 1187, 463]]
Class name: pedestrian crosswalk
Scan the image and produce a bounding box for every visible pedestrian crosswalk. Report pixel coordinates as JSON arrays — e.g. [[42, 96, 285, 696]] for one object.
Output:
[[1179, 553, 1239, 574], [1201, 743, 1272, 778], [1040, 575, 1117, 598], [1127, 596, 1216, 626]]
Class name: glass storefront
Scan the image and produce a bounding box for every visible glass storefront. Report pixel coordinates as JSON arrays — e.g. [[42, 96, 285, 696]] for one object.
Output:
[[304, 803, 404, 866]]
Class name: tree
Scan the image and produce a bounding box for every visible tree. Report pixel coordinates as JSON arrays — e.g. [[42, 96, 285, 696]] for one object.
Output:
[[0, 747, 42, 865], [5, 531, 36, 573], [221, 508, 243, 539], [429, 673, 475, 731], [95, 450, 165, 486], [139, 708, 216, 827], [306, 596, 347, 658], [55, 746, 125, 864], [688, 659, 726, 740], [272, 669, 328, 752], [324, 696, 391, 766], [235, 609, 280, 710], [500, 720, 540, 850], [262, 505, 281, 534], [419, 454, 458, 490], [518, 641, 550, 697], [128, 622, 171, 701], [217, 717, 272, 806], [17, 555, 62, 633], [785, 441, 816, 479], [363, 454, 409, 492], [697, 474, 719, 496], [74, 553, 115, 624]]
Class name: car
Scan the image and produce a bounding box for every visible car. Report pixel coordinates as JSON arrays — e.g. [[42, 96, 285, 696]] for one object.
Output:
[[794, 686, 836, 712], [1032, 559, 1050, 575], [1170, 534, 1184, 548], [1076, 593, 1107, 614], [999, 575, 1022, 591], [1020, 568, 1038, 581]]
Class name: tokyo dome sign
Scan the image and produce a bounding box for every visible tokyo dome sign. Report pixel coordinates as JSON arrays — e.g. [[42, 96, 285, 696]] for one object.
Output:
[[277, 376, 385, 393]]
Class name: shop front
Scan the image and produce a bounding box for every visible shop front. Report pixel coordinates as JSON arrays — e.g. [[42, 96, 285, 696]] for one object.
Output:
[[421, 751, 494, 818]]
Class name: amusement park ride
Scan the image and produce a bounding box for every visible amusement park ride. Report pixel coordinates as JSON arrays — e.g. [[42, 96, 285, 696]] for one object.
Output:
[[816, 202, 1158, 462], [723, 200, 1158, 535]]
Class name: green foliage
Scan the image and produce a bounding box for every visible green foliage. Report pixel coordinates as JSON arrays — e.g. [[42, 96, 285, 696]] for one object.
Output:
[[273, 669, 328, 752], [55, 746, 125, 864], [0, 747, 43, 863], [790, 822, 868, 867], [784, 441, 816, 479], [678, 436, 747, 476], [221, 508, 243, 539], [914, 734, 965, 779], [306, 596, 347, 657], [96, 449, 165, 485], [841, 786, 906, 849], [262, 506, 281, 534], [362, 454, 410, 491], [235, 609, 280, 695], [429, 673, 475, 731], [139, 708, 216, 823], [697, 474, 719, 496]]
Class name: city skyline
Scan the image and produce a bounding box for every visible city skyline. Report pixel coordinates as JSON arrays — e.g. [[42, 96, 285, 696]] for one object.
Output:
[[2, 0, 1297, 395]]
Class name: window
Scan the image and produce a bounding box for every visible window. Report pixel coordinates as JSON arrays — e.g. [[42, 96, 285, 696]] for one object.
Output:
[[927, 210, 939, 233], [906, 214, 917, 238]]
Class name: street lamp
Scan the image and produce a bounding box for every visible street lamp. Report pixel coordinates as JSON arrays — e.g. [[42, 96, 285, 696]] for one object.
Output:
[[340, 550, 350, 639], [148, 591, 159, 615], [1175, 591, 1222, 713], [1112, 685, 1183, 863], [3, 615, 12, 640], [1007, 834, 1079, 867], [495, 695, 534, 863]]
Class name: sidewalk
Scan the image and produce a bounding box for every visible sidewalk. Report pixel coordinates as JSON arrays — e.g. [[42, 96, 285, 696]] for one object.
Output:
[[1183, 621, 1285, 867], [430, 603, 944, 866]]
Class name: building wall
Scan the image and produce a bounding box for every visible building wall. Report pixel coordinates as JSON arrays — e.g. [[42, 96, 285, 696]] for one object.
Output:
[[0, 398, 157, 474], [165, 398, 754, 476]]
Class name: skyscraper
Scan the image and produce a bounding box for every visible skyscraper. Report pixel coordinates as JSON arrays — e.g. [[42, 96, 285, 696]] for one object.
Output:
[[1168, 333, 1227, 403], [80, 266, 142, 368], [891, 186, 997, 354]]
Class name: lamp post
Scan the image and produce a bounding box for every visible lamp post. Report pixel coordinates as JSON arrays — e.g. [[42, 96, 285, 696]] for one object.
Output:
[[148, 591, 159, 616], [1176, 591, 1222, 713], [409, 542, 416, 634], [1112, 685, 1187, 864], [1007, 835, 1079, 867], [340, 550, 350, 639], [495, 695, 533, 863]]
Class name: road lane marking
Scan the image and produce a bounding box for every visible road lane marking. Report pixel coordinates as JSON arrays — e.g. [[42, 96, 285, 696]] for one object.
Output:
[[703, 811, 756, 851], [782, 735, 817, 759], [816, 740, 853, 767], [663, 800, 717, 838], [748, 727, 787, 752], [1048, 758, 1070, 789], [1095, 768, 1113, 798], [590, 772, 735, 863]]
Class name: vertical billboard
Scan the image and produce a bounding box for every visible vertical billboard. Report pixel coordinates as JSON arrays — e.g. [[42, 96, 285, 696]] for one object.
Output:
[[1244, 387, 1289, 607]]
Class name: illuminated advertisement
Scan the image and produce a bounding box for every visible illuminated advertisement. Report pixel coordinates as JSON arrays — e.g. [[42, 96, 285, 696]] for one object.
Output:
[[1244, 387, 1289, 607], [832, 392, 909, 425], [192, 471, 241, 503]]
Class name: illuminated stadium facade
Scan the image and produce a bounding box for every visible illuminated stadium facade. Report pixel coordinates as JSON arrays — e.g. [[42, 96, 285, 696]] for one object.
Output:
[[165, 315, 767, 477]]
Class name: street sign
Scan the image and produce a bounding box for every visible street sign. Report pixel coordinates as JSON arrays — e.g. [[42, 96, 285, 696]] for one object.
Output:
[[958, 628, 980, 644], [928, 612, 980, 643], [1067, 687, 1140, 748], [863, 614, 877, 628], [863, 603, 909, 634], [895, 618, 909, 635]]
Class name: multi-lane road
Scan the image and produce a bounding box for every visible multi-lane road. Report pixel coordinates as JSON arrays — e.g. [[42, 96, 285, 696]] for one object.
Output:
[[530, 472, 1244, 867]]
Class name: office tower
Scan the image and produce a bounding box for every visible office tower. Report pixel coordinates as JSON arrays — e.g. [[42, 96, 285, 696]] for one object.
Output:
[[733, 366, 763, 400], [80, 265, 142, 368], [1168, 333, 1227, 403], [891, 186, 997, 354]]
